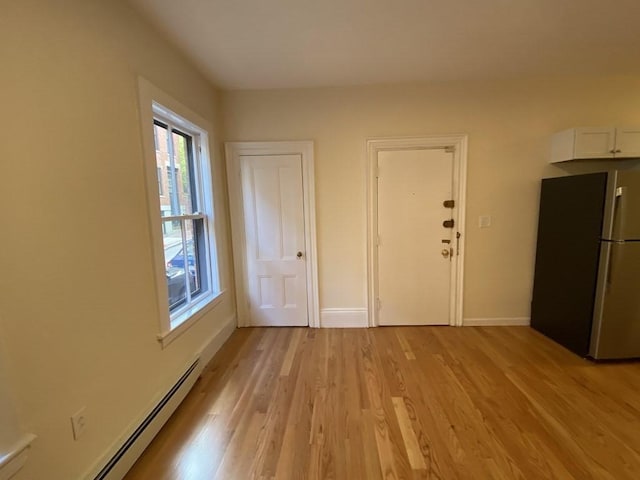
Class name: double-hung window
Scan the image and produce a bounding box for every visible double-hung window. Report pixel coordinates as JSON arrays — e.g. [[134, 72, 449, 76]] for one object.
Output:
[[139, 80, 222, 344]]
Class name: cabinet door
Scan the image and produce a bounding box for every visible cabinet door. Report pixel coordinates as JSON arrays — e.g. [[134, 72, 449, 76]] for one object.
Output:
[[574, 127, 616, 159], [615, 127, 640, 158]]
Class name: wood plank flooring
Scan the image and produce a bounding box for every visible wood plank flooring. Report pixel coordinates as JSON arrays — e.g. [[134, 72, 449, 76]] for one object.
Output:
[[124, 327, 640, 479]]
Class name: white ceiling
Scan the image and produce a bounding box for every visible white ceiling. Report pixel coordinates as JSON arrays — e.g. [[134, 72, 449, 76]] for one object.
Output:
[[129, 0, 640, 90]]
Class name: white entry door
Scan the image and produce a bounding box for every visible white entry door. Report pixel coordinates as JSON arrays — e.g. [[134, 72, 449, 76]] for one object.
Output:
[[377, 148, 454, 326], [240, 154, 309, 326]]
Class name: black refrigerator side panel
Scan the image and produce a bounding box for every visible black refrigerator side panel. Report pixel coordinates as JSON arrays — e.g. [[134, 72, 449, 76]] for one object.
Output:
[[530, 173, 607, 356]]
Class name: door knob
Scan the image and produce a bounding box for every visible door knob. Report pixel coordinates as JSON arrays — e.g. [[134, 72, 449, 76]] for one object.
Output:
[[297, 251, 303, 259], [441, 249, 450, 258]]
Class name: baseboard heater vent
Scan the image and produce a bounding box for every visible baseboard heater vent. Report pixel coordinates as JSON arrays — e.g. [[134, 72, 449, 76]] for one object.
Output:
[[93, 358, 201, 480]]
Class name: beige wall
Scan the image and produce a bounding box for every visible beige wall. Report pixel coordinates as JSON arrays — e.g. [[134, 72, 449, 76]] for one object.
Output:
[[222, 76, 640, 319], [0, 1, 234, 479], [3, 1, 640, 477]]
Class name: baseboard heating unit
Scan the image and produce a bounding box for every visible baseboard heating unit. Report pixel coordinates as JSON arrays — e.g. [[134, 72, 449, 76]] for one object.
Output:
[[93, 358, 201, 480]]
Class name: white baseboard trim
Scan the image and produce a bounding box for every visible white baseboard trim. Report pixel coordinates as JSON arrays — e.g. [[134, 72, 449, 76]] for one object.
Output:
[[84, 314, 236, 480], [320, 308, 369, 328], [463, 317, 530, 326], [198, 314, 237, 369]]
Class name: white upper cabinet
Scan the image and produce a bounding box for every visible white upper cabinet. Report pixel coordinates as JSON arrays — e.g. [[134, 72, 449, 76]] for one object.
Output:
[[615, 127, 640, 158], [573, 127, 616, 159], [550, 127, 640, 163]]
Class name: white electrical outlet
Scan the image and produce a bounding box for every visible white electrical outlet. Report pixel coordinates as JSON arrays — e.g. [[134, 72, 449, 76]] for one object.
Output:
[[71, 407, 87, 440], [479, 215, 492, 228]]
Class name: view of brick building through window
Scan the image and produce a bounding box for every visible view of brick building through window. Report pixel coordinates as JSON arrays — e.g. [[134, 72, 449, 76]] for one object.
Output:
[[154, 121, 203, 311], [154, 122, 193, 218]]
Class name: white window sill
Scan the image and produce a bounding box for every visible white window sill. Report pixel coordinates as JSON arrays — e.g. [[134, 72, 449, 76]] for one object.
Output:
[[157, 290, 226, 348], [0, 434, 36, 480]]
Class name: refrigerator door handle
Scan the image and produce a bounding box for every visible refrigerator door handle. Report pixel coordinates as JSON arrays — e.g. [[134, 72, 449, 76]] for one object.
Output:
[[611, 186, 628, 240]]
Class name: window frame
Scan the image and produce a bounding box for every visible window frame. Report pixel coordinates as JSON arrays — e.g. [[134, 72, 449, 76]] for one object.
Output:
[[155, 120, 207, 314], [138, 78, 224, 347]]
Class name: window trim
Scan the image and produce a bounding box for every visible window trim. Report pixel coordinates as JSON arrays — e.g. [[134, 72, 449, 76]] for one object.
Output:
[[0, 433, 37, 479], [138, 78, 225, 347]]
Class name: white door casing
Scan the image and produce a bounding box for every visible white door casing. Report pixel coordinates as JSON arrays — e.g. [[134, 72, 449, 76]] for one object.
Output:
[[226, 141, 319, 327], [367, 136, 467, 327], [377, 148, 453, 325]]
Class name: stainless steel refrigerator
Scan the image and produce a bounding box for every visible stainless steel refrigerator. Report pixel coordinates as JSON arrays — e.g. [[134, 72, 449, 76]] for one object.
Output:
[[531, 170, 640, 359]]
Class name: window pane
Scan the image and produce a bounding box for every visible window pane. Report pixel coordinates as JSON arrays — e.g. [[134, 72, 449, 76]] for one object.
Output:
[[183, 220, 202, 297], [163, 220, 187, 310], [156, 167, 163, 195], [172, 131, 195, 214], [167, 166, 176, 197], [154, 121, 171, 213]]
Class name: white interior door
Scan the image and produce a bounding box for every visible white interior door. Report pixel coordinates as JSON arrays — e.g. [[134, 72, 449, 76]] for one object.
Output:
[[240, 154, 308, 326], [377, 148, 454, 325]]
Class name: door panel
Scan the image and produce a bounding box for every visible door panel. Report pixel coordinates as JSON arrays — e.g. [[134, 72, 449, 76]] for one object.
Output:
[[531, 173, 607, 356], [593, 242, 640, 359], [377, 148, 454, 326], [615, 127, 640, 158], [574, 127, 615, 159], [241, 154, 308, 326]]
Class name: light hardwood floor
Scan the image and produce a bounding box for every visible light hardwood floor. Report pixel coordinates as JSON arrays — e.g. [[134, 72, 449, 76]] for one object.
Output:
[[124, 327, 640, 479]]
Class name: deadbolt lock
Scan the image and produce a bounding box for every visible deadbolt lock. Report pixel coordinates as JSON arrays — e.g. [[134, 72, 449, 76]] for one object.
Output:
[[443, 219, 455, 228]]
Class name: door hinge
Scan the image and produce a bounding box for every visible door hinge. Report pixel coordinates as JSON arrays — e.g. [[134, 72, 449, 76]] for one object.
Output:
[[377, 235, 381, 246], [376, 298, 381, 311], [443, 199, 455, 208]]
